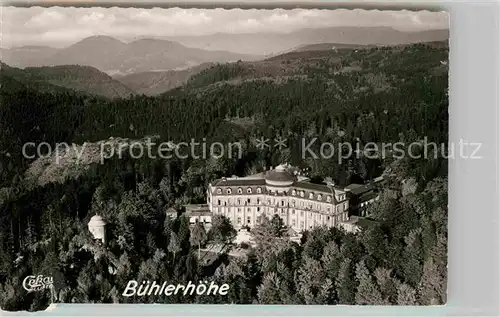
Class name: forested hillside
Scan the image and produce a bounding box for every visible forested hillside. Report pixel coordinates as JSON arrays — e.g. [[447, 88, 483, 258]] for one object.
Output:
[[0, 42, 448, 310], [0, 63, 134, 99], [116, 63, 213, 96]]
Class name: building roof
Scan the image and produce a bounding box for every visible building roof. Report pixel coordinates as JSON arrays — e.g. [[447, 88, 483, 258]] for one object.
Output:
[[213, 177, 266, 187], [185, 204, 209, 212], [88, 215, 106, 226], [345, 183, 375, 196], [359, 191, 379, 203], [293, 181, 332, 193], [265, 165, 296, 183], [186, 210, 212, 217]]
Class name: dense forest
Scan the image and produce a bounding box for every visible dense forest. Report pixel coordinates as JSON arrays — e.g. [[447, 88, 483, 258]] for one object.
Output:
[[0, 42, 448, 310]]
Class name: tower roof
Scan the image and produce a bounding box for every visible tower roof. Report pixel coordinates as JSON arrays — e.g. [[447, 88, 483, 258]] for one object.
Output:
[[88, 215, 106, 227], [265, 165, 296, 185]]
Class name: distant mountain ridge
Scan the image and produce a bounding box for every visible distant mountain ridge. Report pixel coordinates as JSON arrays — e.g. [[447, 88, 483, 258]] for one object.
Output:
[[161, 26, 449, 55], [1, 36, 260, 75]]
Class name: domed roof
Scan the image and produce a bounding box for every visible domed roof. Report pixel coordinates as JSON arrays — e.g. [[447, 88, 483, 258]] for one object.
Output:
[[88, 215, 106, 226], [265, 165, 296, 185]]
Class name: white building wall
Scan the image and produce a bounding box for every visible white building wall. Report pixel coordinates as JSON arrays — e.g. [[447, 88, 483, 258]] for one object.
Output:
[[208, 183, 350, 231]]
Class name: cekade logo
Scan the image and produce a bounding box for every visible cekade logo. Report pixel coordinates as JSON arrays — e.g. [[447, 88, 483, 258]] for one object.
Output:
[[22, 275, 53, 292]]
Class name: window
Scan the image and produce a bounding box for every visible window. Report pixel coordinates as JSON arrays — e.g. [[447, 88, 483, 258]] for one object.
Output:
[[300, 211, 304, 217], [257, 198, 261, 205], [237, 217, 241, 224], [300, 221, 305, 229], [344, 202, 348, 210], [257, 187, 262, 194], [247, 187, 252, 194], [226, 188, 232, 194], [247, 208, 251, 213], [217, 200, 221, 205], [247, 216, 251, 224], [257, 207, 261, 212], [309, 193, 314, 199], [317, 194, 322, 201], [238, 208, 241, 213], [237, 199, 241, 205], [291, 200, 295, 207], [292, 219, 296, 226], [217, 188, 222, 194], [247, 198, 251, 204], [237, 188, 243, 194], [281, 200, 285, 206], [291, 209, 295, 215], [300, 191, 305, 197], [327, 196, 331, 202], [292, 189, 296, 195]]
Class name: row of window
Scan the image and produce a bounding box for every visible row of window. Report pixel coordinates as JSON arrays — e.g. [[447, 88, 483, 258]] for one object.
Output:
[[214, 206, 348, 218], [215, 198, 347, 212], [230, 213, 349, 227], [217, 187, 262, 195], [360, 196, 380, 207], [214, 186, 346, 202]]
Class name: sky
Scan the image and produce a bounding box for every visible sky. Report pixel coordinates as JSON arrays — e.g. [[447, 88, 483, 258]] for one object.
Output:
[[1, 7, 449, 48]]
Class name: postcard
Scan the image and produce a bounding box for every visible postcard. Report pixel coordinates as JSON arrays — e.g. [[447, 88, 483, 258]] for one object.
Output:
[[0, 4, 449, 310]]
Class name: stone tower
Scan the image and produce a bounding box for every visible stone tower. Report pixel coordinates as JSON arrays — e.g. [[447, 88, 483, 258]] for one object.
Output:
[[88, 214, 106, 244]]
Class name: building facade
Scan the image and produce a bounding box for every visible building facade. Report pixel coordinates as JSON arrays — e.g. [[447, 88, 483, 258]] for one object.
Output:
[[207, 165, 350, 232]]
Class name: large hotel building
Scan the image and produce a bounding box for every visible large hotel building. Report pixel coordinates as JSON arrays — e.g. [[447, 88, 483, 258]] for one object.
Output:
[[206, 164, 350, 232]]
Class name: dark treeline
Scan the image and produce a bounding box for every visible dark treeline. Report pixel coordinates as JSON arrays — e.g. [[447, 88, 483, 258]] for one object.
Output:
[[0, 43, 447, 310]]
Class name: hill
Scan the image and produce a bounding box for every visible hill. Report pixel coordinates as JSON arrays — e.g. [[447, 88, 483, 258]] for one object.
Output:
[[183, 41, 449, 91], [1, 62, 75, 95], [116, 63, 212, 96], [1, 63, 134, 98], [293, 43, 374, 52], [0, 46, 59, 68], [2, 36, 261, 75]]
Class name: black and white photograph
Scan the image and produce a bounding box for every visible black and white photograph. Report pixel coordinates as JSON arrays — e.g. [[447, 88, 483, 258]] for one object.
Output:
[[0, 5, 449, 310]]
